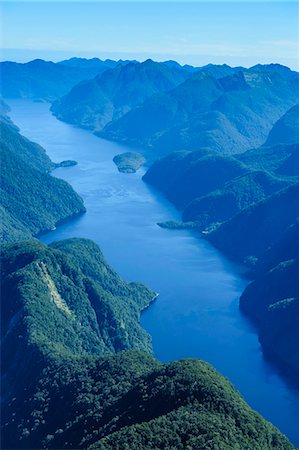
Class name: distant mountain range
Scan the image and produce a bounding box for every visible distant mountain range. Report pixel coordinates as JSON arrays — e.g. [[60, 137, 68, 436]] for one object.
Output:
[[4, 59, 297, 157], [51, 59, 193, 130], [0, 57, 134, 100], [47, 61, 299, 156]]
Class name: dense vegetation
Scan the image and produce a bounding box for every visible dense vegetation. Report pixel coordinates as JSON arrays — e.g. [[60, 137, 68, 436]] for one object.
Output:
[[51, 59, 192, 131], [208, 183, 299, 260], [183, 170, 290, 229], [143, 109, 299, 379], [240, 221, 299, 378], [1, 57, 298, 449], [0, 116, 85, 242], [1, 239, 293, 449], [99, 64, 299, 156]]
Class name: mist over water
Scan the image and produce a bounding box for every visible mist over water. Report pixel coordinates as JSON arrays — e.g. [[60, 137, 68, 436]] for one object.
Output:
[[8, 99, 299, 446]]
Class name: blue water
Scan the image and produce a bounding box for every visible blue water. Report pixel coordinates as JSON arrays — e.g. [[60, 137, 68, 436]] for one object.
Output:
[[8, 99, 299, 446]]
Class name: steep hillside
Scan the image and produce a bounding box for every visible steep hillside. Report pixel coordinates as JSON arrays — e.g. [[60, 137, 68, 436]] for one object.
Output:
[[0, 58, 112, 100], [0, 117, 85, 242], [144, 140, 298, 234], [143, 150, 248, 208], [101, 65, 299, 156], [208, 183, 299, 262], [51, 59, 191, 131], [183, 170, 291, 230], [237, 222, 299, 377], [265, 104, 299, 146], [238, 143, 299, 176], [1, 239, 293, 450]]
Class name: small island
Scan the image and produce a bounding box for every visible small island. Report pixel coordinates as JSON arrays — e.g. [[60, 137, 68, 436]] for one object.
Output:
[[55, 159, 78, 168], [113, 152, 145, 173], [157, 220, 198, 230]]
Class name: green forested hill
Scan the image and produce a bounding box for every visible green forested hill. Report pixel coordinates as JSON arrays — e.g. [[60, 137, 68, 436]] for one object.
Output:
[[238, 222, 299, 377], [182, 170, 291, 229], [1, 239, 294, 450], [0, 117, 85, 242], [208, 183, 299, 261], [51, 59, 191, 131], [143, 113, 299, 380], [100, 65, 299, 156], [238, 143, 299, 176], [265, 104, 299, 146], [143, 150, 248, 208], [144, 142, 299, 237]]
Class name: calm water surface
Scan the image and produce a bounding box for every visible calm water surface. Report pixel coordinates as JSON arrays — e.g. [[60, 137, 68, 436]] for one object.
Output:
[[8, 99, 299, 446]]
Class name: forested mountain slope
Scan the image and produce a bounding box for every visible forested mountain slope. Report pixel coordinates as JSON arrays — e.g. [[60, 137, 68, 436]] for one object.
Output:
[[100, 64, 299, 156], [1, 239, 293, 450], [0, 116, 85, 242], [51, 59, 192, 131]]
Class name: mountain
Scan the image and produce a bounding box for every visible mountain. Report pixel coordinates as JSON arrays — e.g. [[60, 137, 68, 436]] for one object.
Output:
[[240, 230, 299, 378], [1, 239, 293, 450], [51, 59, 192, 131], [255, 220, 299, 274], [265, 104, 299, 146], [0, 116, 85, 242], [0, 58, 114, 100], [208, 183, 299, 262], [182, 170, 291, 230], [143, 150, 248, 208], [163, 59, 198, 73], [58, 57, 115, 72], [143, 113, 299, 380], [237, 143, 299, 176], [100, 64, 299, 156], [143, 117, 299, 233]]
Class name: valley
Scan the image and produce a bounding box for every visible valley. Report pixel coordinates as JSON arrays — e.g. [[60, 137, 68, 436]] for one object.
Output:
[[6, 99, 299, 446]]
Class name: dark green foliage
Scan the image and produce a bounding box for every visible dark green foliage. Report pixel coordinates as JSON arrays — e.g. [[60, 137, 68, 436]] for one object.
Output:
[[1, 239, 293, 449], [144, 141, 298, 241], [113, 152, 145, 173], [51, 59, 191, 131], [0, 118, 85, 242], [238, 143, 299, 176], [143, 150, 248, 208], [208, 183, 299, 261], [0, 58, 115, 100], [1, 238, 154, 361], [239, 222, 299, 376], [240, 258, 299, 376], [255, 220, 299, 274], [183, 170, 292, 229], [88, 359, 294, 450]]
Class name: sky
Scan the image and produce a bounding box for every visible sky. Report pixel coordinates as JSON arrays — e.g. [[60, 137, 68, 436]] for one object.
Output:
[[1, 1, 298, 69]]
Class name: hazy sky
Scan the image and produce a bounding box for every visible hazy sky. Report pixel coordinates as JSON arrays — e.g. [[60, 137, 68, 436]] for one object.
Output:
[[1, 1, 298, 69]]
